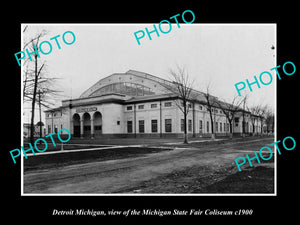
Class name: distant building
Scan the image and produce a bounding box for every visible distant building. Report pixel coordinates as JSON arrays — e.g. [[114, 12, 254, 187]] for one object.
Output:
[[23, 123, 45, 138], [45, 70, 264, 139]]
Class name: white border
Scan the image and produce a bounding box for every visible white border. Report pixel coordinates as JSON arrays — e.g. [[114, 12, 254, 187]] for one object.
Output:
[[274, 24, 277, 196], [20, 23, 277, 196]]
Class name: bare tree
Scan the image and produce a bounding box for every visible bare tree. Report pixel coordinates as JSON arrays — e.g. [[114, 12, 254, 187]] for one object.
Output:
[[255, 104, 267, 136], [24, 75, 62, 107], [216, 95, 243, 138], [248, 105, 261, 135], [248, 104, 273, 136], [264, 105, 274, 134], [203, 84, 218, 140], [165, 66, 194, 144], [241, 95, 248, 137], [23, 28, 62, 142], [27, 34, 45, 143]]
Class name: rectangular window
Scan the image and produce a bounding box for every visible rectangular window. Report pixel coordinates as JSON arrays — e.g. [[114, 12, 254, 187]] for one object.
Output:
[[165, 119, 172, 133], [215, 122, 218, 132], [220, 122, 222, 132], [188, 119, 192, 132], [126, 106, 133, 111], [151, 119, 158, 133], [199, 120, 203, 133], [127, 121, 133, 133], [199, 105, 203, 110], [164, 102, 172, 107], [181, 119, 185, 132], [151, 103, 157, 108], [117, 121, 120, 125], [235, 117, 239, 127], [138, 120, 144, 133], [138, 105, 144, 110], [207, 121, 209, 133], [48, 125, 51, 134]]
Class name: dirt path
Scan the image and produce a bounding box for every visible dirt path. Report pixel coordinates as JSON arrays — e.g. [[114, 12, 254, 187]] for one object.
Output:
[[23, 137, 274, 194]]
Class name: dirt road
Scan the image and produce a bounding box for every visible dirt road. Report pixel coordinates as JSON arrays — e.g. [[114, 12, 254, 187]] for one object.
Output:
[[23, 137, 274, 194]]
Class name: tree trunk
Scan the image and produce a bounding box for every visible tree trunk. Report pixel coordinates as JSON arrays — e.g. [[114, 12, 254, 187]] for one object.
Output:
[[192, 102, 195, 138], [30, 54, 38, 144], [229, 121, 233, 139], [38, 90, 42, 138], [184, 133, 188, 144], [209, 111, 214, 140], [183, 105, 188, 144], [260, 119, 264, 136]]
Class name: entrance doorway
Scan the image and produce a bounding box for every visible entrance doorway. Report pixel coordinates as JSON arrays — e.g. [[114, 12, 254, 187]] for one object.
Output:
[[93, 111, 102, 136], [73, 113, 80, 137], [83, 112, 91, 137]]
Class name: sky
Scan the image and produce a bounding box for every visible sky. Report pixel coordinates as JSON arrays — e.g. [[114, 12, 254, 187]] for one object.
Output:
[[22, 23, 276, 124]]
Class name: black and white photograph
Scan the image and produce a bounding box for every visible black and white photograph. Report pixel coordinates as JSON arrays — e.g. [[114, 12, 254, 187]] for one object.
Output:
[[21, 24, 276, 195], [4, 4, 298, 224]]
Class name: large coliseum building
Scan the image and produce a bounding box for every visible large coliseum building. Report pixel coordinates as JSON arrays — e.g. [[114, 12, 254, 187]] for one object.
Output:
[[45, 70, 263, 138]]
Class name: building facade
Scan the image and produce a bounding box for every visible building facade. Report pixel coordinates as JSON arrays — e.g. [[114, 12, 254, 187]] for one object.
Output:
[[45, 70, 263, 138]]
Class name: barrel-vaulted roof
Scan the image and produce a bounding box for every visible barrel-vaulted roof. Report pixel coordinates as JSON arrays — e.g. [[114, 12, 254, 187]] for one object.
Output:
[[79, 69, 210, 101], [44, 70, 259, 117], [78, 69, 221, 106], [72, 70, 252, 115], [79, 70, 174, 99]]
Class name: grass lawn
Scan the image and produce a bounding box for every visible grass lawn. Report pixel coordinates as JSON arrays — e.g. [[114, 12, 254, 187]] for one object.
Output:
[[24, 147, 173, 172], [24, 142, 111, 152]]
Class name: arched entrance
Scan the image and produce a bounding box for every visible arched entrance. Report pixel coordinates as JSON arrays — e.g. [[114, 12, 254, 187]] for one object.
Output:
[[83, 112, 91, 137], [93, 111, 102, 136], [73, 113, 80, 137]]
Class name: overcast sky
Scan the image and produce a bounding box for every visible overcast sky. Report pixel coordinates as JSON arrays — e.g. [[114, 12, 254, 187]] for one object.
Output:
[[22, 24, 276, 123]]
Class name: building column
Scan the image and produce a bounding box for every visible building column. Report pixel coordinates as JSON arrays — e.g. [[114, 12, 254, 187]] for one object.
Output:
[[159, 100, 162, 137], [80, 118, 84, 139], [70, 119, 74, 136], [134, 104, 136, 138], [90, 118, 94, 139], [192, 102, 195, 137]]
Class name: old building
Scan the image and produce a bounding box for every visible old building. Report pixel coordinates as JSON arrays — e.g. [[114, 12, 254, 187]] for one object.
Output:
[[45, 70, 263, 138], [23, 122, 46, 139]]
